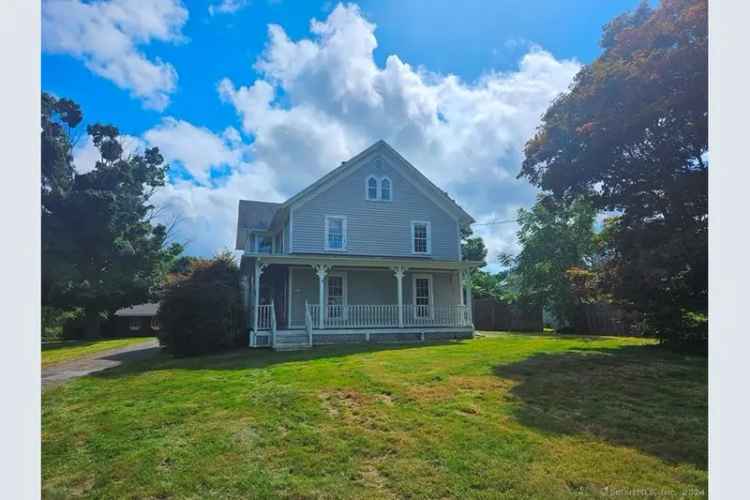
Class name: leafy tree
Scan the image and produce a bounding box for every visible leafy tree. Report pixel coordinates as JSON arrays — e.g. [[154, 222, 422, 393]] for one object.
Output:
[[461, 226, 488, 263], [158, 253, 245, 356], [519, 0, 707, 347], [470, 269, 516, 302], [41, 92, 182, 337], [502, 196, 598, 327]]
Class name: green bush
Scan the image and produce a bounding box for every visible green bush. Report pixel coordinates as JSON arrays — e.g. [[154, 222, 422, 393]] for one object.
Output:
[[157, 253, 245, 356], [42, 307, 81, 340]]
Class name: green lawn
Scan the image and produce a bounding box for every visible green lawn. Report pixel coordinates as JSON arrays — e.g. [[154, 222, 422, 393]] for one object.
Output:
[[42, 337, 154, 367], [42, 333, 707, 499]]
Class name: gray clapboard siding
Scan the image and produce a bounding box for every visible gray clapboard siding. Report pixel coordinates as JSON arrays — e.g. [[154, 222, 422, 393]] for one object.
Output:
[[291, 155, 460, 260]]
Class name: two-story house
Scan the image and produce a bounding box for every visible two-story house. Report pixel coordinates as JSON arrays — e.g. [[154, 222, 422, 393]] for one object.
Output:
[[236, 140, 483, 350]]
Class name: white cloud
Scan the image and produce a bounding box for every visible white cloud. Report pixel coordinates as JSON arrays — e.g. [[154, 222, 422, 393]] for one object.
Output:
[[210, 3, 580, 263], [208, 0, 249, 16], [143, 118, 243, 184], [71, 3, 579, 260], [42, 0, 188, 110]]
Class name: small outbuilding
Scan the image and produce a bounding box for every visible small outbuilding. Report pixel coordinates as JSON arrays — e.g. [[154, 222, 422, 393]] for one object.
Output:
[[112, 303, 160, 337]]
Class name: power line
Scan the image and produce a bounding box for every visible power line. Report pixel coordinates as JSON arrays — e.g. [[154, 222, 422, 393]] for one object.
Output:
[[471, 219, 517, 226]]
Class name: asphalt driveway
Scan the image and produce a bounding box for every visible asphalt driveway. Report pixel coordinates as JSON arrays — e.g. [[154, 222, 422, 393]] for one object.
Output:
[[42, 338, 160, 390]]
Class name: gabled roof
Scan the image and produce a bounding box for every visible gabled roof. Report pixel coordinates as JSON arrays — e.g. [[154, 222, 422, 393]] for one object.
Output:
[[281, 140, 475, 224], [235, 200, 282, 249], [114, 303, 159, 317], [235, 140, 475, 250]]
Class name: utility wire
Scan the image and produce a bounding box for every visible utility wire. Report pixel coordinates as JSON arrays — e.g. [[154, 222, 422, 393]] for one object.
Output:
[[471, 219, 517, 226]]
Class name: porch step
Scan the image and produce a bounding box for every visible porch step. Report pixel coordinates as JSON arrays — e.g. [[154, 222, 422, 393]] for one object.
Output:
[[272, 330, 311, 351], [275, 335, 309, 344]]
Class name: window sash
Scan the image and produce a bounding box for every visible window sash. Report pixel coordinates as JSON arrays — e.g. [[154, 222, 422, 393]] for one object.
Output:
[[381, 179, 391, 200], [325, 216, 346, 250], [367, 178, 378, 199], [413, 222, 429, 253]]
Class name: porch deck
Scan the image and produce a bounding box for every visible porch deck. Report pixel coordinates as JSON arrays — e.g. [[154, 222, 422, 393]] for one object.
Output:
[[251, 303, 473, 350]]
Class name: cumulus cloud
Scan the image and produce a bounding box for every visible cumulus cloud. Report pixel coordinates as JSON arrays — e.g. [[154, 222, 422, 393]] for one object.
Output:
[[42, 0, 188, 110], [68, 3, 578, 261], [211, 3, 580, 265], [208, 0, 249, 16], [143, 118, 244, 184]]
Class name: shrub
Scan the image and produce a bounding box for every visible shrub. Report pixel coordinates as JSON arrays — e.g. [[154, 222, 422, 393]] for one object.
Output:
[[157, 252, 245, 356], [43, 307, 82, 340]]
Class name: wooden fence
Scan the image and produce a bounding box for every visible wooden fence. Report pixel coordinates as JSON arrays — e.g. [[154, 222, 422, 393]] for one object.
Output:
[[472, 298, 543, 332], [573, 303, 644, 336]]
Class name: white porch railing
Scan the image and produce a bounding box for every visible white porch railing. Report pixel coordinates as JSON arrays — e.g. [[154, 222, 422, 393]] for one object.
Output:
[[306, 304, 471, 329], [255, 304, 274, 331]]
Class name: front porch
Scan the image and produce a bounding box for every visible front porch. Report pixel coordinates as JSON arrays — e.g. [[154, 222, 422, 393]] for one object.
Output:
[[241, 255, 477, 350]]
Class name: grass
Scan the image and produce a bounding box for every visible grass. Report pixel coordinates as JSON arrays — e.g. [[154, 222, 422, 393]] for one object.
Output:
[[42, 332, 707, 499], [42, 337, 154, 367]]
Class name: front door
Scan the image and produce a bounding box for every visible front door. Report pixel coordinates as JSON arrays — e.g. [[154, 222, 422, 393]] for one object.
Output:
[[326, 273, 347, 319], [414, 274, 433, 319]]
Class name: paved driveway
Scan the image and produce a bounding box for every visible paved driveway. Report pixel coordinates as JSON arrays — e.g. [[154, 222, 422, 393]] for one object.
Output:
[[42, 338, 161, 390]]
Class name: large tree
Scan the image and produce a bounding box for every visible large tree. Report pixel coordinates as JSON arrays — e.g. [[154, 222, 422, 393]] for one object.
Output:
[[42, 93, 182, 337], [501, 196, 598, 327], [519, 0, 707, 346]]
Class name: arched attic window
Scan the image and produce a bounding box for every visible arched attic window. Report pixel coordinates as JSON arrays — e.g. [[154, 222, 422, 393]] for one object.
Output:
[[380, 177, 392, 201], [366, 175, 378, 200]]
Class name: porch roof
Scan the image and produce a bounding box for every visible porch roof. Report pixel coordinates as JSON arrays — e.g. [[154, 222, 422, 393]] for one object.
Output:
[[246, 253, 483, 271]]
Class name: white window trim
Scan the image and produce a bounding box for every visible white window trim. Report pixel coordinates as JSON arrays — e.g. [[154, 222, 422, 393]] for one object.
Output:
[[411, 220, 432, 255], [412, 273, 434, 319], [150, 317, 160, 330], [365, 175, 379, 200], [326, 271, 348, 320], [379, 176, 393, 202], [129, 318, 141, 331], [324, 215, 348, 251]]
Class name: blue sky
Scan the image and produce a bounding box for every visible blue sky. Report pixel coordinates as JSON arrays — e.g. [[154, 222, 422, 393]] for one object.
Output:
[[42, 0, 644, 266]]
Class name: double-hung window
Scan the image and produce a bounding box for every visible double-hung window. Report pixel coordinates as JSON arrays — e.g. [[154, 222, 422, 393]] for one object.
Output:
[[411, 221, 431, 254], [366, 176, 378, 200], [325, 216, 347, 251], [380, 177, 391, 201]]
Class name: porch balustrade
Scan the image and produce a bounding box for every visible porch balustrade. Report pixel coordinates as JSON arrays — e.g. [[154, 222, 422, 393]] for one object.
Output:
[[255, 304, 274, 331], [306, 304, 471, 330]]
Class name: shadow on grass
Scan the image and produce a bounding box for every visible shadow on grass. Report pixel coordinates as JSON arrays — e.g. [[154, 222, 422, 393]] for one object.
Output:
[[92, 339, 467, 379], [493, 344, 707, 469]]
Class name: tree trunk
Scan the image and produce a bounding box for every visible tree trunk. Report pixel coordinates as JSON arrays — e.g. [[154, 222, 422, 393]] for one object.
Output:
[[83, 308, 101, 339]]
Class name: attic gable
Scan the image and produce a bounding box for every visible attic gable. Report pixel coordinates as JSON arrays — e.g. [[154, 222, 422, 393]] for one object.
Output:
[[284, 141, 474, 224]]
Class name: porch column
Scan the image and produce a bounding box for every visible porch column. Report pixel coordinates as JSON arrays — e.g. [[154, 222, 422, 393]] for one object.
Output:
[[457, 270, 464, 305], [391, 266, 407, 328], [462, 269, 473, 324], [313, 264, 330, 328], [252, 260, 267, 332]]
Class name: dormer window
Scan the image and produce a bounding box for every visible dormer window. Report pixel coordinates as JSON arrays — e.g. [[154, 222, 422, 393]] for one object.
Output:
[[367, 176, 378, 200], [380, 177, 391, 201]]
